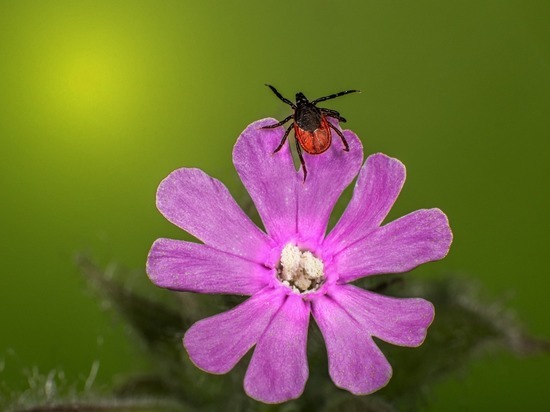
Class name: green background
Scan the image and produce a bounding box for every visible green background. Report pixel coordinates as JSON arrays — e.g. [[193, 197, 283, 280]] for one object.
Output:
[[1, 1, 549, 410]]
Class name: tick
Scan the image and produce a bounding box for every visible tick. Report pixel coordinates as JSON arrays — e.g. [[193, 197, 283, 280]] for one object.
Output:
[[262, 84, 360, 180]]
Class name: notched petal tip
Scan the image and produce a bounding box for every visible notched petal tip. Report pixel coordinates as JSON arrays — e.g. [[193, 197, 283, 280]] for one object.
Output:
[[183, 327, 236, 375], [184, 290, 286, 375], [367, 152, 407, 179], [325, 118, 364, 156], [145, 238, 166, 287], [182, 331, 235, 375], [407, 299, 436, 348], [312, 295, 393, 395], [154, 167, 209, 224], [336, 205, 455, 282], [244, 295, 310, 404], [368, 151, 405, 163], [422, 208, 454, 261], [153, 166, 271, 260], [432, 207, 454, 258], [234, 117, 295, 163], [237, 117, 287, 145], [253, 117, 284, 129], [232, 117, 299, 243], [295, 124, 364, 242], [325, 151, 407, 255]]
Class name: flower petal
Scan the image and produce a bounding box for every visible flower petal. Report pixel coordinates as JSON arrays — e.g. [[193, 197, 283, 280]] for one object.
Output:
[[335, 208, 453, 283], [297, 123, 363, 243], [244, 294, 310, 403], [312, 294, 392, 395], [146, 238, 270, 295], [233, 119, 363, 244], [325, 153, 406, 254], [329, 285, 434, 347], [183, 288, 285, 374], [156, 167, 272, 261], [233, 118, 299, 244]]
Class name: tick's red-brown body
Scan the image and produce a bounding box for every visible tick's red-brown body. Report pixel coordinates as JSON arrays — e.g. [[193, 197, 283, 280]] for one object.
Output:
[[295, 116, 332, 154], [262, 85, 360, 180]]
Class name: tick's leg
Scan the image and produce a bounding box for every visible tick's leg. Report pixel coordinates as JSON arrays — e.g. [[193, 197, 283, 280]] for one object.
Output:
[[320, 108, 347, 123], [295, 138, 307, 182], [261, 114, 293, 129], [328, 122, 349, 152], [311, 89, 360, 104], [273, 123, 294, 153], [265, 84, 296, 109]]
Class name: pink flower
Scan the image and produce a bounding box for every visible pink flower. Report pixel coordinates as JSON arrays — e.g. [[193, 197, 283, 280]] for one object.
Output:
[[146, 118, 453, 403]]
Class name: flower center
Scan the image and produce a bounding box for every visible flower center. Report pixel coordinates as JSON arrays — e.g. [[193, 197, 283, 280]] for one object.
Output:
[[277, 244, 325, 293]]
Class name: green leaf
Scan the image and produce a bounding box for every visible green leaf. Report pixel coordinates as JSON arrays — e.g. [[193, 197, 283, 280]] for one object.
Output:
[[359, 275, 550, 410], [75, 259, 549, 411]]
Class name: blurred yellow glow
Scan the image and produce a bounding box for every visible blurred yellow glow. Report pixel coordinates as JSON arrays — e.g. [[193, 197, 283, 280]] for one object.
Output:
[[51, 44, 130, 123], [29, 22, 143, 140], [63, 52, 113, 108]]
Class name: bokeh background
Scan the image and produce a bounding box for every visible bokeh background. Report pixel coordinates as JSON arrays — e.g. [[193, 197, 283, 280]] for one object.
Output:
[[1, 1, 549, 410]]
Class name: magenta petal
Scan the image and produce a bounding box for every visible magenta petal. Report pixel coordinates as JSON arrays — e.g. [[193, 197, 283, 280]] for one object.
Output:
[[325, 153, 406, 254], [156, 167, 272, 261], [146, 238, 270, 295], [233, 118, 299, 244], [330, 285, 434, 346], [297, 125, 363, 242], [184, 289, 285, 374], [312, 294, 392, 395], [244, 294, 310, 403], [336, 208, 453, 283]]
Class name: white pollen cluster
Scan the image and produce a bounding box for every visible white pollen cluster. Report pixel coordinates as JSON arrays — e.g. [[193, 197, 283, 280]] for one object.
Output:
[[278, 244, 325, 293]]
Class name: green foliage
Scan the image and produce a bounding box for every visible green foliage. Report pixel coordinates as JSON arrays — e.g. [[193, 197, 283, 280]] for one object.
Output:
[[363, 275, 549, 411], [3, 261, 547, 411], [13, 261, 549, 412]]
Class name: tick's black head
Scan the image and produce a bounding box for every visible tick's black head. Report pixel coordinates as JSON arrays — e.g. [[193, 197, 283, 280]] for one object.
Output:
[[295, 92, 310, 107]]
